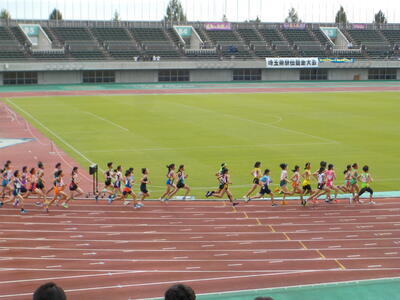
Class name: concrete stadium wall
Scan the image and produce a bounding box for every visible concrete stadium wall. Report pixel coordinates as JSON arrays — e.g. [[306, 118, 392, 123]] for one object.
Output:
[[262, 69, 299, 81], [328, 69, 368, 81], [190, 69, 232, 82], [117, 70, 157, 83], [38, 71, 81, 84]]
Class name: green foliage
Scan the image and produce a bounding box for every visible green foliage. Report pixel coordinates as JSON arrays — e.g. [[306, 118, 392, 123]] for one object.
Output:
[[0, 9, 11, 20], [335, 6, 348, 24], [374, 10, 387, 25], [113, 11, 120, 22], [164, 0, 187, 23], [285, 8, 301, 23], [49, 8, 63, 20]]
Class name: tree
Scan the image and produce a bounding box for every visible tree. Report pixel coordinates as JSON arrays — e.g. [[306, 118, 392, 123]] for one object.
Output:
[[335, 6, 348, 25], [374, 10, 387, 25], [0, 9, 11, 20], [113, 11, 120, 22], [285, 8, 301, 23], [49, 8, 63, 20], [164, 0, 187, 23]]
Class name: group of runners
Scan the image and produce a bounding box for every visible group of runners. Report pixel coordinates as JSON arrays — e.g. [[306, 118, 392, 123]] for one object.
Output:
[[238, 161, 375, 206], [0, 159, 375, 214]]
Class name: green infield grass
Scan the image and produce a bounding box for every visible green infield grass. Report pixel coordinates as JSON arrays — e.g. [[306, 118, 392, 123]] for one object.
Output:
[[7, 91, 400, 198]]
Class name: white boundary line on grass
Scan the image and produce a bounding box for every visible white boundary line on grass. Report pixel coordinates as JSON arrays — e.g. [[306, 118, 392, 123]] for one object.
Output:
[[83, 111, 129, 132], [6, 98, 97, 167]]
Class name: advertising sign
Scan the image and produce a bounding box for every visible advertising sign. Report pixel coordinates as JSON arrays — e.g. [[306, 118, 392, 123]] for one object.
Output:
[[205, 22, 231, 31], [266, 57, 319, 68]]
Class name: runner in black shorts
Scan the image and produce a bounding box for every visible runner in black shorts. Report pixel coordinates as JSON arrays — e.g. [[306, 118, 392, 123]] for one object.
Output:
[[139, 168, 150, 205], [167, 165, 190, 200]]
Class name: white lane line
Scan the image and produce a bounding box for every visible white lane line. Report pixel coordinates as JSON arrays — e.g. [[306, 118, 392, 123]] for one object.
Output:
[[83, 111, 129, 132], [201, 245, 215, 248], [269, 260, 284, 263], [186, 267, 201, 270], [0, 270, 143, 285], [364, 243, 377, 246], [46, 265, 62, 269], [346, 235, 359, 238], [190, 236, 203, 239], [174, 257, 189, 259], [253, 251, 267, 254], [368, 265, 382, 268], [228, 264, 242, 267], [311, 237, 323, 240], [7, 99, 96, 166], [76, 243, 90, 246], [328, 246, 342, 248], [41, 255, 56, 258], [214, 254, 228, 256], [82, 252, 97, 256], [385, 252, 398, 255], [179, 229, 192, 232], [347, 255, 361, 258], [162, 247, 176, 250]]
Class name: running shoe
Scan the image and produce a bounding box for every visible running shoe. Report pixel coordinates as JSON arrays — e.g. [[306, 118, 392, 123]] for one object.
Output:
[[20, 209, 27, 214], [13, 199, 19, 207], [272, 203, 278, 207], [0, 202, 3, 208], [232, 201, 239, 206], [34, 201, 43, 207], [95, 195, 99, 202], [245, 197, 251, 203], [44, 207, 49, 213], [107, 196, 113, 204], [133, 203, 142, 209], [62, 203, 69, 209], [369, 201, 376, 205], [123, 200, 131, 205], [137, 203, 144, 207], [205, 191, 212, 198]]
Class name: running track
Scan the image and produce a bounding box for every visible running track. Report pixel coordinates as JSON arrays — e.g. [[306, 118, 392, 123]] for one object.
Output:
[[0, 199, 399, 299]]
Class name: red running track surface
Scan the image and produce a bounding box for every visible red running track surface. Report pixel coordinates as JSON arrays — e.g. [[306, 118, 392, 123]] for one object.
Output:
[[0, 199, 399, 299]]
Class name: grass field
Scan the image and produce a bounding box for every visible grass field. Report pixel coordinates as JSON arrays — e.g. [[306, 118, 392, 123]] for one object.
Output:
[[7, 91, 400, 198]]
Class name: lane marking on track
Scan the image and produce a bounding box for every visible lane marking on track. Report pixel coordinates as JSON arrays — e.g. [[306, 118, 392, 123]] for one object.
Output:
[[243, 212, 249, 219], [186, 267, 201, 270], [335, 260, 346, 270], [201, 244, 215, 248], [283, 233, 291, 241], [385, 252, 398, 255], [364, 243, 377, 246], [232, 206, 237, 213], [347, 255, 360, 258], [90, 262, 105, 265], [269, 225, 276, 232], [316, 250, 325, 259], [214, 254, 228, 256], [368, 265, 382, 268], [256, 218, 262, 225], [228, 264, 243, 267], [41, 255, 56, 258], [328, 246, 342, 248], [162, 247, 176, 250], [46, 265, 62, 269], [299, 241, 308, 250], [174, 257, 189, 259]]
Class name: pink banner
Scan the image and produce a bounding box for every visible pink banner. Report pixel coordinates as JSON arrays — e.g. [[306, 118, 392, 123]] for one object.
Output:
[[282, 23, 306, 30], [205, 22, 231, 31], [352, 24, 366, 29]]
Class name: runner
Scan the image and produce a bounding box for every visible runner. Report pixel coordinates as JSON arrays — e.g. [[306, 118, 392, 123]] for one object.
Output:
[[108, 165, 123, 203], [243, 161, 262, 199], [138, 168, 150, 206], [206, 168, 239, 206], [159, 164, 177, 203], [45, 170, 68, 213], [350, 163, 361, 203], [0, 170, 27, 213], [45, 163, 62, 196], [353, 165, 375, 204], [279, 163, 290, 205], [301, 162, 313, 206], [62, 167, 84, 208], [247, 169, 276, 206], [167, 164, 190, 200], [290, 165, 304, 205]]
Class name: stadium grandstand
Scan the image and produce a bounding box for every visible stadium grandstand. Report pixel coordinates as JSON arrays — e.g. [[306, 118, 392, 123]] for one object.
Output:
[[0, 19, 399, 84]]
